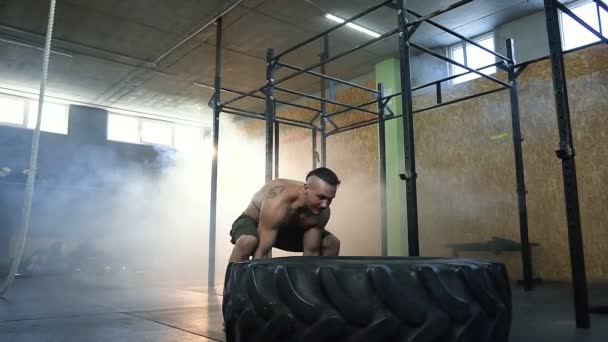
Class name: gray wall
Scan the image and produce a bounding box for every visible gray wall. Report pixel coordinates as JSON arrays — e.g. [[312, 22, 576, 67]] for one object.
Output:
[[410, 47, 450, 95], [495, 12, 549, 63]]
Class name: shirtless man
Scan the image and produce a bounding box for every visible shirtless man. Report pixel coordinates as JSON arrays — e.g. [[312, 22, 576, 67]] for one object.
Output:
[[228, 167, 341, 262]]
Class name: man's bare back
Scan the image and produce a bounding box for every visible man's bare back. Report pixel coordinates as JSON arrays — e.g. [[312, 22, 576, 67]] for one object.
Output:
[[242, 179, 329, 233]]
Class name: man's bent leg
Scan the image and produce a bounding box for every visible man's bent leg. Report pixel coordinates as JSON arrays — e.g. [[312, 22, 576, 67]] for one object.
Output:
[[229, 214, 260, 262], [229, 236, 258, 262], [321, 234, 340, 256]]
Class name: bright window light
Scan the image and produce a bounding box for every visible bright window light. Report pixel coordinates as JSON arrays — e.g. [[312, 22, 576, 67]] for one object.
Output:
[[325, 13, 381, 38], [27, 100, 69, 134], [0, 95, 26, 125], [561, 0, 607, 50], [107, 113, 140, 144], [174, 124, 202, 151], [141, 119, 173, 146], [450, 35, 496, 84]]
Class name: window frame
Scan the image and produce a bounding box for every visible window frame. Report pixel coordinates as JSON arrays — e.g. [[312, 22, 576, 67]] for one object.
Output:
[[0, 93, 69, 134], [0, 94, 28, 128], [107, 112, 208, 150], [448, 32, 497, 85], [559, 0, 607, 51]]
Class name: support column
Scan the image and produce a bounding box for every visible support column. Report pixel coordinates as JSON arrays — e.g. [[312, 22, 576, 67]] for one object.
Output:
[[265, 49, 276, 183], [506, 39, 534, 291], [544, 0, 589, 329], [397, 0, 420, 256], [274, 121, 279, 179], [320, 35, 329, 167], [207, 17, 222, 290], [377, 83, 388, 257], [375, 58, 406, 256]]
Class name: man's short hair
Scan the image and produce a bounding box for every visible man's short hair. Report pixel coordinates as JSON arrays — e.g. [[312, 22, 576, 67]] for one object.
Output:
[[306, 167, 340, 186]]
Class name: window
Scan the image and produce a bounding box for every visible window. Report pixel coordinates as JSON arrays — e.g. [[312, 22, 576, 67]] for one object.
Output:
[[107, 113, 140, 144], [27, 101, 69, 134], [0, 95, 26, 125], [174, 124, 203, 151], [449, 34, 496, 84], [107, 112, 208, 151], [561, 0, 607, 50], [0, 94, 68, 134], [141, 119, 173, 146]]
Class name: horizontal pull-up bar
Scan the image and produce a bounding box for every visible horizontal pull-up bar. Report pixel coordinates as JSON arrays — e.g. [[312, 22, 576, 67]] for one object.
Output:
[[221, 107, 319, 131], [413, 86, 509, 114], [275, 115, 320, 130], [411, 61, 504, 91], [327, 117, 379, 136], [277, 62, 379, 94], [271, 28, 399, 89], [273, 0, 394, 61], [198, 83, 320, 113], [220, 84, 266, 107], [223, 105, 264, 117], [221, 107, 264, 119], [326, 98, 378, 118], [410, 42, 511, 88], [275, 86, 380, 116], [326, 113, 405, 136], [404, 0, 475, 28]]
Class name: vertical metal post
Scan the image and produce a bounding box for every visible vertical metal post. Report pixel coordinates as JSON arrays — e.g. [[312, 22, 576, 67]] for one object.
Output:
[[378, 84, 388, 257], [312, 129, 318, 169], [320, 34, 329, 167], [436, 82, 442, 105], [506, 38, 533, 291], [544, 0, 590, 329], [208, 17, 222, 290], [597, 1, 603, 35], [397, 0, 420, 256], [274, 120, 280, 179], [265, 48, 276, 183]]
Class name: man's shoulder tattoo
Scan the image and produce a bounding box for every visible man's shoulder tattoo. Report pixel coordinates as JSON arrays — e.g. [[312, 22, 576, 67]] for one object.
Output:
[[266, 185, 285, 198]]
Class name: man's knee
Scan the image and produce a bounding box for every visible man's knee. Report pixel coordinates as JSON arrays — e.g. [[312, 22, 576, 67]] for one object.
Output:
[[322, 235, 340, 256], [234, 235, 259, 253]]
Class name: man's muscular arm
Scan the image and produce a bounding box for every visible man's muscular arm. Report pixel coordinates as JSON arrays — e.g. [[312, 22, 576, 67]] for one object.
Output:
[[253, 185, 288, 259]]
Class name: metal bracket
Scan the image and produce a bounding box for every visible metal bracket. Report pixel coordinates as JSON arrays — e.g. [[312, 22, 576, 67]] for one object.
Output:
[[407, 22, 422, 40], [326, 117, 339, 130], [399, 172, 417, 181], [556, 147, 576, 160], [496, 61, 510, 72], [207, 92, 218, 109], [382, 98, 393, 108], [514, 64, 528, 80]]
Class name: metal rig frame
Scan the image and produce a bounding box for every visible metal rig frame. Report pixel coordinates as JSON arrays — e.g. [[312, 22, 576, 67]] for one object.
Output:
[[207, 0, 607, 329]]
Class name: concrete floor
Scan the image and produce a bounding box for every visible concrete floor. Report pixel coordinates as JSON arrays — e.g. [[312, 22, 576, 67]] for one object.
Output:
[[0, 275, 607, 341]]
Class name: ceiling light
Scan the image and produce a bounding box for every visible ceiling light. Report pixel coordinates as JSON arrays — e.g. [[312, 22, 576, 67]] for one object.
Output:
[[325, 13, 381, 38]]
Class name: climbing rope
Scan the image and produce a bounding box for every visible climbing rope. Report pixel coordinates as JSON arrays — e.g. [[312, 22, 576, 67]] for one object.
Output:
[[0, 0, 57, 297]]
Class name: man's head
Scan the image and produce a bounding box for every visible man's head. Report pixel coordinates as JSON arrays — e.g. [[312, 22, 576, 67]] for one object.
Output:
[[304, 167, 340, 215]]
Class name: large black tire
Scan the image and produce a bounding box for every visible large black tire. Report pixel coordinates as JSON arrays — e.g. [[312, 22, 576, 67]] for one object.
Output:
[[222, 257, 511, 342]]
